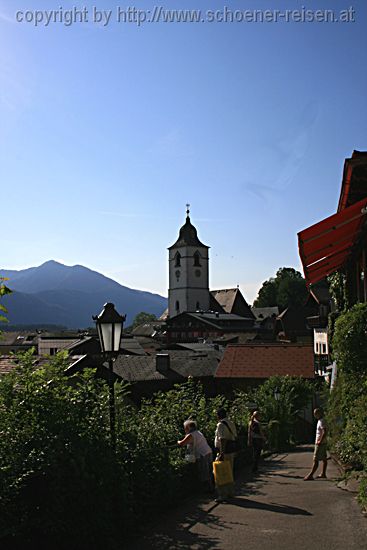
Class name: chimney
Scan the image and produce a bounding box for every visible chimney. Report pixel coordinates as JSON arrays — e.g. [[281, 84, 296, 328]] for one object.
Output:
[[156, 353, 170, 373]]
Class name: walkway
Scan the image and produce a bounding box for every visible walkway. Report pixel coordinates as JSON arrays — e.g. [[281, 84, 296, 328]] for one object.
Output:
[[131, 447, 367, 549]]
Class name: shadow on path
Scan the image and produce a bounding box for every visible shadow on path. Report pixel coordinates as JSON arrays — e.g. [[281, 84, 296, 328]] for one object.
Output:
[[229, 497, 313, 516], [129, 505, 225, 549], [266, 472, 305, 479]]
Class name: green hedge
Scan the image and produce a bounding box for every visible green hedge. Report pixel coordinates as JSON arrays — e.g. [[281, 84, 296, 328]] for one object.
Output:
[[328, 303, 367, 507], [0, 351, 252, 549], [0, 350, 316, 548], [236, 376, 313, 451]]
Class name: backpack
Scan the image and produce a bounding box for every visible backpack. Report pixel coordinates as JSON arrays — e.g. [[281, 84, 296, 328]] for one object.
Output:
[[220, 420, 240, 453]]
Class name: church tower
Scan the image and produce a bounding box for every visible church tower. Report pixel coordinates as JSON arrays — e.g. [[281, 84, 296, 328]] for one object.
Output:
[[168, 206, 210, 318]]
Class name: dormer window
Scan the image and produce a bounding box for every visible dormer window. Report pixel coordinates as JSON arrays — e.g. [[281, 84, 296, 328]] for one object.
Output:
[[175, 252, 181, 267], [193, 251, 201, 267]]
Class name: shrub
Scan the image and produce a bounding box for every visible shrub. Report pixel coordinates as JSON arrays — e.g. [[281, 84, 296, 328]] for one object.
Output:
[[0, 351, 128, 549], [0, 354, 314, 547], [358, 476, 367, 511], [0, 362, 245, 548], [333, 302, 367, 375], [328, 303, 367, 477], [236, 376, 313, 450]]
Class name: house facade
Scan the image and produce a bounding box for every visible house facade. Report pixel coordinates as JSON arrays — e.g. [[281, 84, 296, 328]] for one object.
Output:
[[298, 151, 367, 372]]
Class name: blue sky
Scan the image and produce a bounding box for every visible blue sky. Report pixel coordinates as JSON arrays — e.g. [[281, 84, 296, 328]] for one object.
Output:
[[1, 0, 366, 302]]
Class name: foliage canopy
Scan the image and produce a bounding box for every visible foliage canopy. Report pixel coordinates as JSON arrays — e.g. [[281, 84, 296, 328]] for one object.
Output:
[[130, 311, 157, 329], [0, 278, 11, 325], [253, 267, 308, 311]]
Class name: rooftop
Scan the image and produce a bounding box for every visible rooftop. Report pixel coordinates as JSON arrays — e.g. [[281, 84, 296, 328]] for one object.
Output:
[[0, 354, 81, 375], [168, 214, 209, 250], [252, 307, 279, 320], [211, 289, 240, 313], [215, 343, 314, 379], [0, 331, 39, 346], [113, 349, 221, 382]]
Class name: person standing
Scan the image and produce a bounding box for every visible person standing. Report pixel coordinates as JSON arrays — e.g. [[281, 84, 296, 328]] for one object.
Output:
[[248, 411, 265, 472], [304, 408, 328, 481], [214, 408, 237, 502]]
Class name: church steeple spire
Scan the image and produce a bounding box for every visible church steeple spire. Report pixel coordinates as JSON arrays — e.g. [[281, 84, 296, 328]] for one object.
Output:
[[186, 203, 190, 219], [168, 206, 209, 250]]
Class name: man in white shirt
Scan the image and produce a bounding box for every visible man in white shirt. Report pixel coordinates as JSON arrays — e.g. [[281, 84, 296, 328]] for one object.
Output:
[[304, 408, 328, 481], [214, 408, 237, 501]]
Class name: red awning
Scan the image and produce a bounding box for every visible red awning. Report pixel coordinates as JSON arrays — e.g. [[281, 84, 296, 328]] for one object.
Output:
[[298, 198, 367, 285]]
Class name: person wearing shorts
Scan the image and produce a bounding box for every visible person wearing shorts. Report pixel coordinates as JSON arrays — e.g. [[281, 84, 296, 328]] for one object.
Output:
[[304, 408, 328, 481]]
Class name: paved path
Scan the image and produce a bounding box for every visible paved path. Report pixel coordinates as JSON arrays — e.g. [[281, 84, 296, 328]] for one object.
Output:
[[131, 448, 367, 549]]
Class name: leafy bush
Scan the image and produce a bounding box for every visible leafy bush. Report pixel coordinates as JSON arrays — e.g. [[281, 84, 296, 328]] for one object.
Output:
[[116, 378, 227, 518], [0, 277, 11, 324], [333, 302, 367, 375], [328, 303, 367, 478], [0, 353, 314, 547], [0, 350, 128, 549], [0, 357, 253, 549], [358, 476, 367, 510], [235, 376, 313, 450]]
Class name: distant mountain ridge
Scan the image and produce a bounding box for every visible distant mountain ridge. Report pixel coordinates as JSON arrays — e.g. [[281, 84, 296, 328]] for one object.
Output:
[[0, 260, 167, 328]]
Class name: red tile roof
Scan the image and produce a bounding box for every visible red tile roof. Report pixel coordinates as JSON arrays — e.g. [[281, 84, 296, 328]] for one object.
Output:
[[0, 355, 53, 375], [215, 344, 314, 379], [0, 356, 19, 374]]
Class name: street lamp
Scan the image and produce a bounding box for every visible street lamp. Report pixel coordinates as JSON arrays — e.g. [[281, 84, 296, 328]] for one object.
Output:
[[273, 387, 281, 451], [93, 303, 126, 448]]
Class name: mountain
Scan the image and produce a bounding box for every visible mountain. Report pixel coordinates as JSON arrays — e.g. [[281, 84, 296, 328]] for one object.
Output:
[[0, 261, 167, 328]]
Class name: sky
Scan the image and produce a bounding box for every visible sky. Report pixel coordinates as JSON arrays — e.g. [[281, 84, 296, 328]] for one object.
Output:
[[1, 0, 367, 302]]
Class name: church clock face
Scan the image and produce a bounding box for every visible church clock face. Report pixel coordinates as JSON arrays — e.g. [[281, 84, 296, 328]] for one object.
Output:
[[195, 269, 201, 277]]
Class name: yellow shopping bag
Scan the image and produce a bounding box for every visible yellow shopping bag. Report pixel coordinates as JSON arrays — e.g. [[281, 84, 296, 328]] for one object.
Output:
[[213, 460, 233, 486]]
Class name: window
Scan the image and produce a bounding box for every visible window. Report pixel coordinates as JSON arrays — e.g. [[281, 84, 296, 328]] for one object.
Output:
[[174, 252, 181, 267], [193, 251, 201, 267], [322, 343, 327, 354], [175, 300, 180, 312]]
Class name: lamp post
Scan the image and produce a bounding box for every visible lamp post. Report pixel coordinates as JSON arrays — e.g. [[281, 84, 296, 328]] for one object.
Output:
[[274, 387, 281, 403], [274, 387, 281, 419], [273, 387, 281, 451], [93, 302, 126, 449]]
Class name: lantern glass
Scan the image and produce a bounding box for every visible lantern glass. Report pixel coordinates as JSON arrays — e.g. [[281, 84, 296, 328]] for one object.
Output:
[[93, 303, 125, 354], [113, 323, 122, 352], [274, 388, 280, 401], [101, 322, 113, 353]]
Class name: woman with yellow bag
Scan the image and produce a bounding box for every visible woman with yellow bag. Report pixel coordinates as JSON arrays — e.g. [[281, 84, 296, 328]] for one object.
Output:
[[213, 408, 238, 503]]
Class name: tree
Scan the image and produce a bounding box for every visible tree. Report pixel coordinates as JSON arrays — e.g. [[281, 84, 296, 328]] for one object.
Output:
[[253, 267, 308, 311], [131, 311, 157, 329], [0, 277, 11, 325]]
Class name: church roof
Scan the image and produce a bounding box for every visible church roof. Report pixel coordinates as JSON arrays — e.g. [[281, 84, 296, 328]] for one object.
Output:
[[211, 289, 238, 312], [211, 288, 255, 319], [168, 215, 209, 250]]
